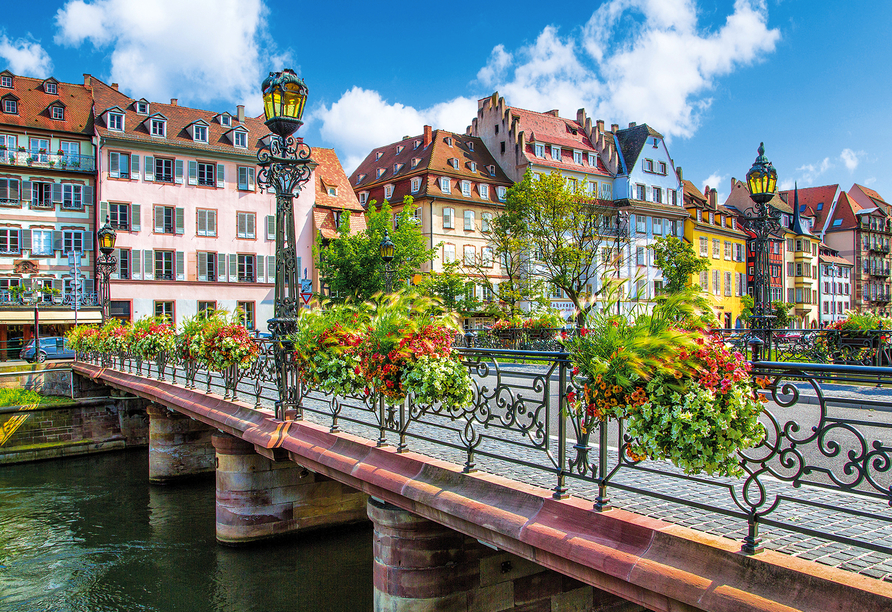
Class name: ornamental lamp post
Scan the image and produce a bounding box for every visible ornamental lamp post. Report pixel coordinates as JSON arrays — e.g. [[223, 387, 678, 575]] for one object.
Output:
[[96, 215, 118, 323], [380, 229, 395, 293], [741, 142, 781, 362], [257, 69, 313, 421]]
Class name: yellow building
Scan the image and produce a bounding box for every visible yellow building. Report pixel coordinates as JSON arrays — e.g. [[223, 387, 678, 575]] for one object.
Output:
[[682, 179, 748, 328], [782, 188, 821, 327]]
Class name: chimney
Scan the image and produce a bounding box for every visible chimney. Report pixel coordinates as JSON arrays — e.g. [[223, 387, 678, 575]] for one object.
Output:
[[83, 74, 91, 87], [628, 121, 636, 128], [610, 123, 619, 133], [546, 109, 560, 117], [676, 166, 683, 181], [170, 98, 178, 106], [423, 125, 432, 148], [237, 104, 245, 123], [111, 83, 119, 91], [709, 188, 718, 208], [596, 119, 605, 132], [576, 108, 586, 125]]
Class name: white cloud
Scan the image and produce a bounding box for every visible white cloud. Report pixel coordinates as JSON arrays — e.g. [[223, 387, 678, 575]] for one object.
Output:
[[701, 172, 728, 204], [314, 87, 477, 173], [0, 34, 52, 77], [839, 148, 864, 172], [478, 0, 780, 139], [54, 0, 281, 112], [864, 177, 877, 186]]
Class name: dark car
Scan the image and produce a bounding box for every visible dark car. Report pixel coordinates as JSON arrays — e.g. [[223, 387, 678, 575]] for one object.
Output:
[[20, 337, 76, 363]]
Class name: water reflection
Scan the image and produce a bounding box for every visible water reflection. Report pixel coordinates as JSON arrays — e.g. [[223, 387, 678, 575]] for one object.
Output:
[[0, 450, 372, 612]]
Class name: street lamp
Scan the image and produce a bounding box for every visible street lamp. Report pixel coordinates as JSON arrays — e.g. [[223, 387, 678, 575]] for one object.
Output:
[[380, 229, 395, 293], [96, 215, 118, 323], [257, 69, 313, 421], [741, 142, 781, 361]]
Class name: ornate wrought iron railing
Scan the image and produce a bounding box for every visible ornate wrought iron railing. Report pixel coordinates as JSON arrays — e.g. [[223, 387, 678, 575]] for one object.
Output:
[[77, 343, 892, 560], [710, 327, 892, 366]]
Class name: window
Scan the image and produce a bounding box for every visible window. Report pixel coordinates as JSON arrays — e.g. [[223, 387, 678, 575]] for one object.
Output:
[[154, 206, 178, 234], [237, 301, 255, 329], [713, 270, 720, 296], [441, 243, 457, 264], [735, 243, 744, 262], [118, 249, 130, 279], [31, 182, 52, 208], [461, 181, 471, 197], [384, 184, 394, 199], [636, 246, 646, 266], [196, 252, 217, 281], [62, 230, 84, 253], [29, 229, 53, 256], [233, 131, 247, 148], [51, 106, 64, 120], [62, 184, 84, 210], [30, 137, 49, 161], [196, 209, 217, 236], [645, 159, 654, 172], [155, 301, 174, 321], [0, 177, 20, 204], [197, 162, 215, 186], [636, 184, 645, 200], [108, 151, 130, 178], [464, 210, 475, 231], [725, 272, 732, 296], [440, 177, 451, 194], [238, 254, 255, 282], [573, 150, 582, 164], [3, 98, 17, 114], [653, 218, 663, 235], [534, 143, 545, 157], [0, 228, 20, 254], [359, 192, 368, 205], [151, 118, 166, 137], [105, 203, 129, 231], [482, 246, 493, 267], [478, 184, 489, 199], [699, 236, 708, 256], [699, 271, 708, 290], [136, 100, 149, 114], [0, 75, 11, 88], [550, 145, 561, 161], [659, 162, 666, 174], [443, 207, 454, 229], [724, 241, 732, 261], [652, 187, 662, 203], [481, 212, 492, 233], [497, 186, 506, 201], [237, 166, 256, 191], [237, 212, 256, 239], [193, 125, 208, 142], [154, 251, 175, 280], [668, 189, 677, 206], [463, 245, 475, 265], [155, 157, 174, 182], [107, 112, 123, 130]]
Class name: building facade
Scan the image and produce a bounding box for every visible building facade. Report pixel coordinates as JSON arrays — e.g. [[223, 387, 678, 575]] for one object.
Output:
[[818, 245, 853, 325], [0, 70, 100, 358]]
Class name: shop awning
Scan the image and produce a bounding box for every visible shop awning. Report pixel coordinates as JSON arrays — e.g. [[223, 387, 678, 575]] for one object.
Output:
[[0, 308, 102, 324]]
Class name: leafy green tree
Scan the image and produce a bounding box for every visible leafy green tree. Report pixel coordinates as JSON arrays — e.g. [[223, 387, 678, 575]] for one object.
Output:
[[650, 236, 710, 294], [416, 260, 481, 316], [739, 295, 793, 327], [504, 170, 618, 324], [315, 197, 436, 302]]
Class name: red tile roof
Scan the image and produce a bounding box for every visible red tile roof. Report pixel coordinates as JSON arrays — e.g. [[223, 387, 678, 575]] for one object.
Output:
[[825, 191, 862, 232], [0, 71, 93, 135], [509, 107, 596, 151], [777, 184, 839, 232], [820, 253, 853, 266], [89, 76, 266, 158], [313, 147, 365, 235]]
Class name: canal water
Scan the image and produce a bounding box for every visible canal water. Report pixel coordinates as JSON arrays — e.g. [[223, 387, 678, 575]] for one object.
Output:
[[0, 450, 373, 612]]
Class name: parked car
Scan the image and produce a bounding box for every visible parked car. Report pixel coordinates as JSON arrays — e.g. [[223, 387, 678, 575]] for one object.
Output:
[[20, 337, 76, 363]]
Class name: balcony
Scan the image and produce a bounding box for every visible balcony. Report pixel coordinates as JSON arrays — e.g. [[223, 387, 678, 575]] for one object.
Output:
[[0, 150, 95, 173]]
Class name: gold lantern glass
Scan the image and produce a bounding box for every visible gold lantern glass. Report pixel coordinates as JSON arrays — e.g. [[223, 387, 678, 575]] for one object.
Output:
[[262, 69, 308, 138]]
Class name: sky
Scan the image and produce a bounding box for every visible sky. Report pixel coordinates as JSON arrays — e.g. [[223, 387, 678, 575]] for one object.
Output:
[[2, 0, 890, 204]]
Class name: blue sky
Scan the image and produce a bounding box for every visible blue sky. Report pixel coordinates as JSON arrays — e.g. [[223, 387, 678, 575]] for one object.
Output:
[[2, 0, 890, 204]]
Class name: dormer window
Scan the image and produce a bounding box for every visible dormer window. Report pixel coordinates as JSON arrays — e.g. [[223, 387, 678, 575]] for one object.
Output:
[[327, 185, 337, 196], [50, 105, 64, 120], [359, 191, 368, 204], [233, 130, 248, 148], [588, 152, 596, 166], [468, 141, 474, 152], [414, 139, 421, 149], [45, 82, 57, 95], [573, 150, 582, 164], [396, 145, 404, 155], [384, 184, 394, 199], [356, 174, 366, 184], [731, 218, 737, 230], [497, 186, 507, 201], [445, 136, 453, 146], [150, 117, 166, 137], [107, 112, 124, 131], [0, 75, 12, 88], [411, 158, 420, 169], [376, 168, 385, 179], [136, 99, 149, 114], [535, 143, 545, 158], [375, 151, 383, 161], [468, 162, 476, 173], [551, 145, 561, 161], [393, 163, 404, 174], [220, 114, 232, 127], [193, 125, 208, 143], [450, 158, 459, 169], [411, 177, 421, 193], [487, 165, 495, 176]]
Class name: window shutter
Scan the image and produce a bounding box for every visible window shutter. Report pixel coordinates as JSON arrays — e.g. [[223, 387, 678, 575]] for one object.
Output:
[[144, 249, 153, 280], [257, 254, 265, 282], [238, 166, 247, 189], [237, 213, 246, 236], [154, 206, 164, 232], [52, 182, 63, 204], [248, 214, 255, 238], [248, 167, 255, 190], [297, 256, 302, 280], [208, 210, 216, 236], [0, 180, 9, 201], [131, 203, 141, 231], [53, 231, 63, 252], [112, 249, 120, 279], [21, 229, 31, 251], [175, 207, 185, 235], [217, 253, 226, 281], [198, 252, 207, 281], [266, 215, 275, 240], [84, 279, 94, 296], [83, 186, 93, 206], [267, 255, 275, 282], [82, 231, 93, 251], [176, 251, 185, 280], [228, 253, 237, 281], [255, 255, 263, 282], [21, 181, 31, 202], [145, 156, 154, 181], [188, 160, 198, 185], [53, 278, 63, 293], [216, 163, 224, 188], [130, 154, 139, 178], [175, 159, 184, 184], [196, 210, 206, 235], [131, 250, 141, 280], [109, 152, 120, 178], [100, 201, 109, 223]]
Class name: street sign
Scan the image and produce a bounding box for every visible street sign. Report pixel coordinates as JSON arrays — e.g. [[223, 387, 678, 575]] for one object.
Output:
[[300, 292, 312, 305]]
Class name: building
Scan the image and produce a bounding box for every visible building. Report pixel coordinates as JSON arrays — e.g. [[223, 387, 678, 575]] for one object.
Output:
[[818, 244, 853, 324], [88, 75, 278, 329], [0, 69, 100, 359], [682, 177, 747, 327], [781, 187, 821, 327], [349, 126, 513, 323]]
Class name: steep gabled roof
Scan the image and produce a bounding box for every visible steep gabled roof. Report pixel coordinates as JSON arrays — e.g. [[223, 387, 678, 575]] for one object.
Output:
[[0, 71, 93, 135], [723, 178, 792, 215], [313, 147, 366, 238], [849, 183, 890, 214], [613, 123, 663, 174], [825, 191, 862, 232], [778, 184, 839, 232]]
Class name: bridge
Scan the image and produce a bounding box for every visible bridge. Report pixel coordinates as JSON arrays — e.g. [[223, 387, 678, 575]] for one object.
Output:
[[54, 345, 892, 612]]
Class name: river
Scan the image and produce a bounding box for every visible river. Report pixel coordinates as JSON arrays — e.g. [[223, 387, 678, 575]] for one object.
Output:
[[0, 450, 373, 612]]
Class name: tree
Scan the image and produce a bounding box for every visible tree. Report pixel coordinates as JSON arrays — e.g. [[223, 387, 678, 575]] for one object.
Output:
[[503, 170, 619, 324], [416, 260, 481, 316], [650, 236, 710, 294], [740, 295, 793, 328], [315, 197, 436, 302]]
